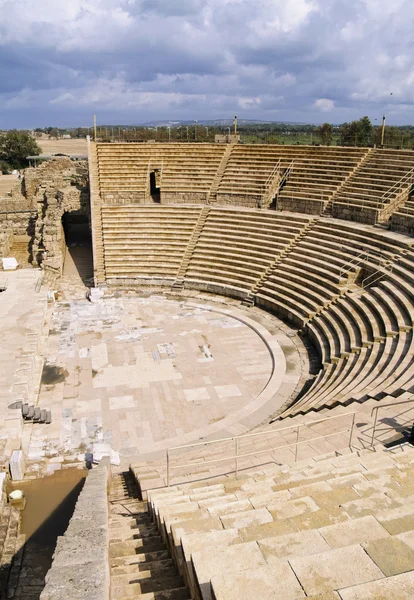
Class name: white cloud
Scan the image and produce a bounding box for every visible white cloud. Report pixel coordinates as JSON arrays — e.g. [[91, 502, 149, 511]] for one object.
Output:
[[314, 98, 335, 112]]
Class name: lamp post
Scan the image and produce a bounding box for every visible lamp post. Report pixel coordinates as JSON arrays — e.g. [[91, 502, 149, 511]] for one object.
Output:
[[234, 115, 238, 141], [194, 120, 198, 141], [205, 126, 209, 139], [381, 114, 386, 147], [186, 127, 189, 142], [167, 126, 171, 142]]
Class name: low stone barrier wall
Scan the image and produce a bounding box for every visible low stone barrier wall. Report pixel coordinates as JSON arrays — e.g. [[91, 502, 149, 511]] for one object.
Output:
[[332, 203, 379, 224], [216, 192, 261, 208], [40, 458, 111, 600], [162, 191, 208, 204], [390, 212, 414, 235], [276, 196, 325, 215]]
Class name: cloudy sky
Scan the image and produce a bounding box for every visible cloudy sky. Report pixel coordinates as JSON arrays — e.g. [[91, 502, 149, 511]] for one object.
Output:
[[0, 0, 413, 128]]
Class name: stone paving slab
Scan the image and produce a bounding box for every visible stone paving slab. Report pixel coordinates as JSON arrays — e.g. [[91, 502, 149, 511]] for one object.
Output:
[[28, 295, 296, 461], [338, 571, 414, 600], [362, 537, 414, 577], [289, 544, 384, 596], [318, 515, 390, 549], [211, 561, 305, 600]]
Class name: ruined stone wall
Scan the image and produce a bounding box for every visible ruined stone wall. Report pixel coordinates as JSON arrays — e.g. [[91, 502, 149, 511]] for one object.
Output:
[[0, 159, 90, 274], [0, 210, 37, 238], [40, 459, 111, 600], [28, 159, 89, 273]]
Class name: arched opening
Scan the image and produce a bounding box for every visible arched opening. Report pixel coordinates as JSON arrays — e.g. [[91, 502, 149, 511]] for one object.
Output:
[[61, 212, 93, 287]]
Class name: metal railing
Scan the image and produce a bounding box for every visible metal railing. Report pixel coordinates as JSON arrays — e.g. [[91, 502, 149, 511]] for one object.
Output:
[[361, 260, 393, 289], [339, 249, 369, 278], [377, 167, 414, 212], [166, 411, 356, 486], [263, 160, 281, 191], [279, 160, 295, 188], [371, 397, 414, 447]]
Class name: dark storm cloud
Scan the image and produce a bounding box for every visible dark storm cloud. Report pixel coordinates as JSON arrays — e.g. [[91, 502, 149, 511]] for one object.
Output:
[[0, 0, 413, 127]]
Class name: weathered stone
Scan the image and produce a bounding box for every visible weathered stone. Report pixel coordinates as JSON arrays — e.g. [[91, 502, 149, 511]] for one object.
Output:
[[211, 561, 305, 600], [362, 537, 414, 577], [290, 544, 384, 596]]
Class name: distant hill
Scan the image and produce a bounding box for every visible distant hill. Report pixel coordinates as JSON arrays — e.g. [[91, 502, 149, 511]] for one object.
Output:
[[139, 119, 308, 127]]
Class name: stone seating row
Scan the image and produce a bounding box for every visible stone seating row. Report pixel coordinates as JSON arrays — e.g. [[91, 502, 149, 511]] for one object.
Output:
[[99, 206, 414, 413], [272, 227, 414, 416], [183, 209, 313, 296], [332, 149, 414, 223], [94, 143, 374, 207], [133, 443, 414, 600], [101, 205, 202, 280], [218, 150, 367, 201]]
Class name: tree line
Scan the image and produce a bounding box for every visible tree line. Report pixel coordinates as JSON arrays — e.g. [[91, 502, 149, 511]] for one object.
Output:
[[0, 130, 41, 173], [315, 117, 414, 148]]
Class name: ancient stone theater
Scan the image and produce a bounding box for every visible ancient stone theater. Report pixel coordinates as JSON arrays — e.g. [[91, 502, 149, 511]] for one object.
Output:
[[1, 139, 414, 599]]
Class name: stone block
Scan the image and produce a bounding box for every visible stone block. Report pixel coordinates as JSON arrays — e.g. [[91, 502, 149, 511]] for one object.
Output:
[[220, 507, 273, 530], [211, 561, 305, 600], [376, 503, 414, 535], [362, 537, 414, 577], [41, 561, 109, 600], [259, 529, 330, 561], [192, 541, 266, 600], [318, 515, 390, 549], [239, 518, 298, 542], [10, 449, 25, 481], [293, 506, 351, 531], [338, 571, 414, 600], [181, 528, 240, 563], [289, 544, 384, 596], [52, 529, 108, 567]]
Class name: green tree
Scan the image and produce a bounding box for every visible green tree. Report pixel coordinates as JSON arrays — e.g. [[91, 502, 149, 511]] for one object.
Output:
[[340, 116, 373, 147], [315, 122, 334, 145], [0, 130, 41, 170]]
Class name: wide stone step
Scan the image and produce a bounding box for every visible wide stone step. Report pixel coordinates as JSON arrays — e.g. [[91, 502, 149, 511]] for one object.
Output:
[[134, 587, 191, 600], [109, 536, 165, 557], [111, 558, 174, 576], [110, 550, 172, 568], [111, 575, 184, 599]]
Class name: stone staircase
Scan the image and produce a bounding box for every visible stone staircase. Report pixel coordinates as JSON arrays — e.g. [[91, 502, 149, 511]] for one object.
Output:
[[88, 141, 106, 285], [243, 218, 319, 306], [208, 146, 233, 204], [172, 207, 210, 290], [325, 148, 374, 217], [141, 443, 414, 600], [109, 471, 192, 600]]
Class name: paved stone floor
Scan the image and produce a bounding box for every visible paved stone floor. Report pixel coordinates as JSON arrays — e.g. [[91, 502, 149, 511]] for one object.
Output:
[[28, 294, 280, 462], [0, 270, 48, 460]]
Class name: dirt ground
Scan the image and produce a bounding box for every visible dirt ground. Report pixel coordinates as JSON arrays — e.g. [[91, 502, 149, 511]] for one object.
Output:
[[39, 139, 88, 155], [0, 173, 18, 198]]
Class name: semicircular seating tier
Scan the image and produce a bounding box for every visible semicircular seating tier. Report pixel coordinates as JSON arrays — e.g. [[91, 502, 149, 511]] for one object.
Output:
[[98, 203, 414, 417], [92, 143, 414, 226]]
